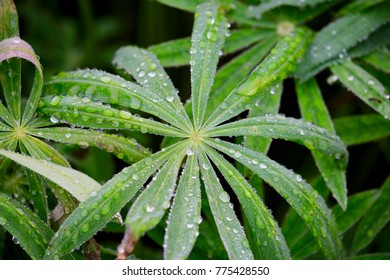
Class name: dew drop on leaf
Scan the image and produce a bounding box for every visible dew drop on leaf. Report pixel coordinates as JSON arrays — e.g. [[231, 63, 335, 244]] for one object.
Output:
[[50, 116, 59, 124], [100, 76, 111, 83], [218, 191, 230, 203], [186, 148, 194, 156], [202, 163, 210, 170], [50, 96, 62, 106], [0, 217, 7, 225], [132, 174, 139, 181], [166, 96, 174, 102], [259, 163, 267, 169]]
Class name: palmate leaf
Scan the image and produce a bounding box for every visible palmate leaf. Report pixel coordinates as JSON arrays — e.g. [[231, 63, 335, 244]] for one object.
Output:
[[334, 114, 390, 146], [203, 144, 290, 259], [331, 60, 390, 120], [198, 147, 253, 260], [43, 69, 190, 132], [44, 140, 189, 259], [296, 1, 390, 81], [125, 154, 185, 239], [206, 139, 342, 259], [0, 193, 53, 260], [296, 78, 347, 209], [37, 95, 186, 138], [164, 146, 201, 260], [205, 115, 347, 162], [0, 149, 101, 202], [29, 127, 151, 164], [202, 27, 312, 130], [351, 176, 390, 254], [191, 3, 227, 130]]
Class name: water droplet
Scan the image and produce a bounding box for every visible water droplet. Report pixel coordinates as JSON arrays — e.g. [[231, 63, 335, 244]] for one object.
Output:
[[234, 152, 241, 158], [138, 71, 145, 78], [65, 133, 71, 138], [101, 203, 111, 215], [132, 174, 139, 181], [367, 80, 375, 85], [347, 76, 354, 81], [12, 236, 19, 244], [202, 163, 210, 170], [78, 141, 89, 149], [299, 129, 305, 135], [218, 191, 230, 203], [103, 109, 114, 117], [50, 116, 59, 124], [0, 217, 7, 225], [259, 163, 267, 169], [166, 96, 174, 102], [81, 223, 90, 232], [186, 223, 194, 228], [242, 240, 250, 248], [320, 226, 327, 237], [146, 205, 155, 213], [100, 76, 111, 83], [243, 189, 252, 198], [295, 174, 302, 182], [186, 148, 194, 156], [50, 96, 62, 106], [119, 110, 132, 120], [13, 38, 21, 44], [148, 72, 156, 78], [251, 159, 258, 165]]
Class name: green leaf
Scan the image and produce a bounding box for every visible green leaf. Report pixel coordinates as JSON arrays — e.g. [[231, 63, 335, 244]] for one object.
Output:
[[125, 154, 185, 239], [29, 127, 151, 164], [205, 38, 277, 119], [203, 144, 290, 259], [148, 29, 274, 68], [0, 0, 19, 41], [362, 48, 390, 74], [25, 169, 48, 223], [43, 69, 189, 132], [0, 102, 15, 127], [0, 192, 53, 259], [243, 83, 282, 156], [247, 0, 333, 18], [205, 115, 348, 161], [191, 3, 227, 130], [164, 147, 201, 260], [44, 140, 188, 259], [334, 114, 390, 146], [22, 68, 43, 126], [296, 78, 347, 209], [21, 135, 70, 167], [38, 95, 186, 138], [296, 2, 390, 81], [223, 29, 274, 55], [0, 149, 101, 202], [198, 146, 254, 260], [112, 46, 192, 131], [331, 60, 390, 120], [0, 138, 17, 174], [290, 189, 379, 259], [202, 27, 312, 130], [352, 176, 390, 254], [148, 37, 191, 67], [206, 139, 342, 259]]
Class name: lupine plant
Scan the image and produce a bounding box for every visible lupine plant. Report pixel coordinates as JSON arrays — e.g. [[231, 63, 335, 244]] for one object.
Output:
[[1, 0, 390, 260]]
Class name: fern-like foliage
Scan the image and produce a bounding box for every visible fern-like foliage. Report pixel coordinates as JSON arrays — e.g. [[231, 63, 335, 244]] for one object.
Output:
[[30, 3, 349, 260]]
